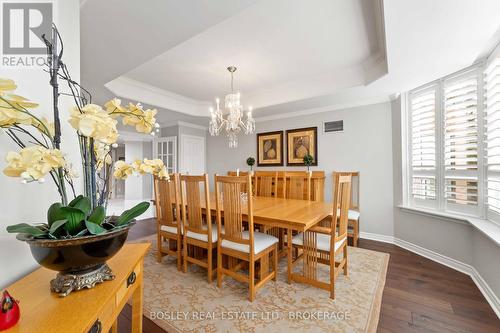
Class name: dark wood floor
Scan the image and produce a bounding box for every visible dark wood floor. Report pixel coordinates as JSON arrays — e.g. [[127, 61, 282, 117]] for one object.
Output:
[[118, 218, 500, 333]]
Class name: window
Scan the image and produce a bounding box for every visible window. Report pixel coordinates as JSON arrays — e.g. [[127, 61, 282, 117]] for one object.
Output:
[[409, 87, 437, 206], [443, 74, 480, 215], [405, 60, 500, 221]]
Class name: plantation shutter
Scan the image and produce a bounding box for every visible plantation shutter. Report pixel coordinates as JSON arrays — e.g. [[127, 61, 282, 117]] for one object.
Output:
[[443, 74, 479, 210], [410, 89, 437, 205], [485, 57, 500, 218]]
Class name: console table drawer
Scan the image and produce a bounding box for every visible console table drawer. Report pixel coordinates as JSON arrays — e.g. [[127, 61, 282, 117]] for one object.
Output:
[[116, 261, 142, 307], [88, 297, 115, 333]]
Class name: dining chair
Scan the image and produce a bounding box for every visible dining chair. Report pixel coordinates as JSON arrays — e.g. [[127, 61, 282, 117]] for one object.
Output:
[[254, 171, 285, 252], [214, 174, 279, 302], [227, 171, 252, 194], [332, 171, 360, 246], [283, 172, 312, 200], [254, 171, 278, 197], [290, 172, 351, 299], [153, 173, 182, 270], [180, 174, 217, 282]]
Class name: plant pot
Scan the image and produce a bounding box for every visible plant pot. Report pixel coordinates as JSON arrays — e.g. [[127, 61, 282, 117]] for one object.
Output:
[[17, 224, 133, 297]]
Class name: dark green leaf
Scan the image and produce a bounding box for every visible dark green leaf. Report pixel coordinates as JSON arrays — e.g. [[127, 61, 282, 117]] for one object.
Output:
[[47, 202, 65, 226], [61, 207, 85, 235], [49, 219, 67, 235], [85, 220, 107, 235], [117, 202, 150, 226], [6, 223, 47, 237], [68, 195, 91, 215], [75, 229, 89, 237], [88, 206, 105, 225]]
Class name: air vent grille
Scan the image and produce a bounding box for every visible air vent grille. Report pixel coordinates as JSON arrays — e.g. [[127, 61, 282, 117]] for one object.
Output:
[[324, 120, 343, 132]]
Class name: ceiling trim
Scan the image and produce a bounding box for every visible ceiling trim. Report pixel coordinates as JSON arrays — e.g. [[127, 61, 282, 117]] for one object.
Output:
[[254, 95, 391, 122], [105, 77, 211, 117], [161, 120, 207, 131], [117, 130, 154, 143]]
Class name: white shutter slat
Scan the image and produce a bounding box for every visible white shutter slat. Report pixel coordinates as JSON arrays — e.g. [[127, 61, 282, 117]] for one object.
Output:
[[486, 58, 500, 215], [410, 89, 437, 201], [444, 75, 479, 206]]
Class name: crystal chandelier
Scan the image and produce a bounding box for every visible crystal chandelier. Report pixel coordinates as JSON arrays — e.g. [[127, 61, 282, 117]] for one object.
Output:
[[209, 66, 256, 148]]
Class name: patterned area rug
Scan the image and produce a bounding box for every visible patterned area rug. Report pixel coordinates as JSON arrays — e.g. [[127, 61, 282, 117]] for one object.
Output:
[[133, 236, 389, 333]]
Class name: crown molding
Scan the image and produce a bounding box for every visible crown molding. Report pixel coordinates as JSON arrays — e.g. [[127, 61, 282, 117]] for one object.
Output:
[[161, 120, 207, 131], [254, 95, 391, 122], [117, 130, 154, 143], [105, 76, 211, 117]]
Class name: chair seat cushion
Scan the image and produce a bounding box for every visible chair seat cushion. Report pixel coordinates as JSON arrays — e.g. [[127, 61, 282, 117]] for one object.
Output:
[[186, 224, 223, 243], [292, 232, 347, 252], [160, 225, 181, 234], [335, 209, 360, 221], [221, 231, 278, 254]]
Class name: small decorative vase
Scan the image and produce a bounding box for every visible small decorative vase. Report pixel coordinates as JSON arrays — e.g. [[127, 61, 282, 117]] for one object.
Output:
[[17, 224, 132, 297]]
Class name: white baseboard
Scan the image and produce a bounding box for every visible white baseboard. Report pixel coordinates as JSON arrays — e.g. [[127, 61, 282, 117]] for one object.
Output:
[[393, 238, 472, 276], [360, 232, 500, 318], [470, 267, 500, 318], [359, 231, 395, 244]]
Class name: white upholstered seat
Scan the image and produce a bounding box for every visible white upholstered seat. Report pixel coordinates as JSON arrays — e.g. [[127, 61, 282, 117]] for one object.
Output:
[[186, 224, 223, 243], [160, 225, 181, 234], [334, 209, 360, 221], [221, 231, 278, 254], [292, 232, 347, 252]]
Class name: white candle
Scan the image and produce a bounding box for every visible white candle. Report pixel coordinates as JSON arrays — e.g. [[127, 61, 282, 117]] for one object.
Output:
[[237, 168, 240, 176]]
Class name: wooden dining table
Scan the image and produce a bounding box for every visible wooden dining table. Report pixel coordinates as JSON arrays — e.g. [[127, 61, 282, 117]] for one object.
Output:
[[196, 194, 333, 281]]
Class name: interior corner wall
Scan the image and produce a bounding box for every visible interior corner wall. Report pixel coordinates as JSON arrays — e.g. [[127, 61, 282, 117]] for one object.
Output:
[[206, 102, 395, 237], [391, 96, 500, 309], [142, 141, 153, 199], [124, 141, 145, 200], [0, 0, 81, 288]]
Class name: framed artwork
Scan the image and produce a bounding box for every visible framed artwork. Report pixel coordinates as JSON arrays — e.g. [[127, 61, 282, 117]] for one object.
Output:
[[286, 127, 318, 166], [257, 131, 284, 166]]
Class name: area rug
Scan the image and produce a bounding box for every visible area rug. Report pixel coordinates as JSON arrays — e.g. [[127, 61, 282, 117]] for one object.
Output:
[[132, 235, 389, 333]]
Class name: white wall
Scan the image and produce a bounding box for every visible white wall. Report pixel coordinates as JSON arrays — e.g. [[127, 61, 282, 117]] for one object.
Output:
[[206, 102, 395, 237], [0, 0, 81, 288], [124, 141, 143, 200]]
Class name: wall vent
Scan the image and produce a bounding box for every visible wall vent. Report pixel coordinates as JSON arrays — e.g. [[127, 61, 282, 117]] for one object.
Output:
[[324, 120, 343, 133]]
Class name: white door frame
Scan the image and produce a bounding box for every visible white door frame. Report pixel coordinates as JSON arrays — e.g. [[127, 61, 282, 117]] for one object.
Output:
[[180, 134, 206, 174]]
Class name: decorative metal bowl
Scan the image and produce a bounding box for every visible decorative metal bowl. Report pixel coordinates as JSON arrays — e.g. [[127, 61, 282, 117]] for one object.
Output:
[[17, 224, 132, 297]]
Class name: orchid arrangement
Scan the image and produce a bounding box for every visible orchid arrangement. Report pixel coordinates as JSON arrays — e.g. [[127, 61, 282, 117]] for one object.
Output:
[[3, 27, 168, 239]]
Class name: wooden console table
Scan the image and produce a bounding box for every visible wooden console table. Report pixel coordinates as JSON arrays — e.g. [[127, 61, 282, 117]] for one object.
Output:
[[4, 243, 150, 333]]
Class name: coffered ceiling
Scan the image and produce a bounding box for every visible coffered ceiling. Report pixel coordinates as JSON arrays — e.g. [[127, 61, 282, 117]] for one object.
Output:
[[81, 0, 500, 123]]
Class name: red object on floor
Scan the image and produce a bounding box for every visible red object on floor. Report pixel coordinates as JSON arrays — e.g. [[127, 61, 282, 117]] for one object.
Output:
[[0, 290, 20, 331]]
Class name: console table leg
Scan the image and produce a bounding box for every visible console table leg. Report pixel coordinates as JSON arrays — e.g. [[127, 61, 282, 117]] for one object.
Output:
[[131, 272, 144, 333], [111, 320, 118, 333]]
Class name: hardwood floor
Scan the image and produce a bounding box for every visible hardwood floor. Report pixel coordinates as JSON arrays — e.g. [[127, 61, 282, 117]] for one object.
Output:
[[118, 218, 500, 333]]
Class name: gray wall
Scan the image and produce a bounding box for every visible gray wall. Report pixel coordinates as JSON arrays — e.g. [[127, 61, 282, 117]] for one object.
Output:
[[207, 102, 395, 237]]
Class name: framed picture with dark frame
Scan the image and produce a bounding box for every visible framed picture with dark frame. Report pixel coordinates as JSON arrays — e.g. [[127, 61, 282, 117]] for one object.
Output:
[[286, 127, 318, 166], [257, 131, 284, 166]]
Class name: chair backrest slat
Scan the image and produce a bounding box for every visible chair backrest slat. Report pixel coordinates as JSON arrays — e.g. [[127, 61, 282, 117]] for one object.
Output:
[[283, 172, 311, 200], [332, 173, 352, 242], [255, 171, 278, 197], [180, 174, 211, 237], [154, 173, 180, 228]]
